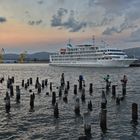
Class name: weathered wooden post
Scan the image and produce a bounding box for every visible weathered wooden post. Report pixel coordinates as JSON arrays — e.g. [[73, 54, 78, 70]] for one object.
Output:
[[81, 87, 85, 102], [67, 81, 70, 90], [37, 84, 41, 94], [100, 109, 107, 132], [27, 79, 30, 87], [25, 83, 28, 90], [112, 85, 116, 97], [63, 94, 68, 103], [50, 82, 52, 91], [16, 85, 20, 103], [5, 92, 10, 113], [35, 77, 39, 89], [10, 84, 14, 97], [83, 112, 91, 138], [121, 75, 127, 96], [131, 103, 138, 124], [74, 97, 80, 116], [54, 103, 59, 118], [30, 93, 35, 111], [101, 91, 107, 109], [29, 77, 32, 85], [11, 76, 14, 83], [89, 83, 93, 94], [22, 80, 24, 87], [79, 75, 83, 90], [42, 80, 45, 89], [7, 79, 11, 89], [52, 92, 56, 105], [88, 100, 92, 111], [60, 73, 65, 88], [78, 136, 87, 140], [74, 84, 77, 95], [45, 79, 48, 87]]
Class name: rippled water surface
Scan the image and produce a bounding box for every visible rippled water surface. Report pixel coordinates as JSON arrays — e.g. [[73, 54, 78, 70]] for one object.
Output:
[[0, 64, 140, 140]]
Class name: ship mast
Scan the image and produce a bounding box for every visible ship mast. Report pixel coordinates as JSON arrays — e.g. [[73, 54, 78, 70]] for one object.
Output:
[[92, 35, 95, 46]]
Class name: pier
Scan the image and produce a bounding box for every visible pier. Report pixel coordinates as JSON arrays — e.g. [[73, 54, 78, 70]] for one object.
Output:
[[0, 64, 139, 140]]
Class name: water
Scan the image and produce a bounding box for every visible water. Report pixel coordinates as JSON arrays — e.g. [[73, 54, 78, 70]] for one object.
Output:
[[0, 64, 140, 140]]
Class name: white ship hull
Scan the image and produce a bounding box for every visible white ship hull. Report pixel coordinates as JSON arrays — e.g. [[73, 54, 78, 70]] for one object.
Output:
[[49, 59, 136, 67]]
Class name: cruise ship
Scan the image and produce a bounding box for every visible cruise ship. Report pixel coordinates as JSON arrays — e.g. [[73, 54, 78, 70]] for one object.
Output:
[[49, 40, 137, 67]]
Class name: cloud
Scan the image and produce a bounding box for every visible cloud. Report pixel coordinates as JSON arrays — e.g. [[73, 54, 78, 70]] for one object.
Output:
[[0, 17, 7, 23], [103, 18, 137, 35], [51, 8, 87, 32], [37, 0, 43, 4], [128, 29, 140, 42], [56, 0, 65, 4], [51, 8, 68, 27], [89, 0, 134, 15], [103, 27, 119, 35], [92, 16, 114, 27], [28, 20, 43, 26]]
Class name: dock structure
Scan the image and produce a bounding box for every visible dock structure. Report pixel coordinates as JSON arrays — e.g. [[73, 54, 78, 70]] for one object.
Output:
[[0, 73, 138, 139]]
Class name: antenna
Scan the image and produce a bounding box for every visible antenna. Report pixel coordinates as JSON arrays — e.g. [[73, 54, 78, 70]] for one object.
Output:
[[133, 49, 135, 59], [92, 35, 95, 46], [68, 38, 71, 45]]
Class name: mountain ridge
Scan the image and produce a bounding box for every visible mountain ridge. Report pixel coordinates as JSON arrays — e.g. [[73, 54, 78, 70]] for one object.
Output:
[[2, 47, 140, 60]]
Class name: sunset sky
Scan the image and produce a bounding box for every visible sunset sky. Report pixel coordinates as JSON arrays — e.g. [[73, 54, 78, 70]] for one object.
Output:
[[0, 0, 140, 53]]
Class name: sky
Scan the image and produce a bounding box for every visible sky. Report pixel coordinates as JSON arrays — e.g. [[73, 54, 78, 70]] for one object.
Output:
[[0, 0, 140, 53]]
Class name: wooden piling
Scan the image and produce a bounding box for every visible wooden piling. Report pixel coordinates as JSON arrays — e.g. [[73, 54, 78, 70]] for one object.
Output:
[[45, 79, 48, 87], [112, 85, 116, 97], [11, 76, 14, 83], [22, 80, 24, 87], [89, 83, 93, 94], [50, 82, 52, 91], [10, 85, 14, 97], [25, 83, 28, 90], [67, 81, 70, 90], [29, 78, 32, 85], [88, 101, 92, 111], [132, 103, 138, 124], [84, 124, 91, 137], [30, 93, 35, 110], [5, 92, 10, 113], [81, 88, 85, 102], [74, 85, 77, 95], [122, 86, 126, 96], [42, 80, 45, 89], [74, 98, 80, 115], [100, 109, 107, 132], [54, 103, 59, 118], [63, 95, 68, 103], [37, 84, 41, 94], [16, 86, 20, 103], [52, 92, 56, 105], [78, 136, 87, 140]]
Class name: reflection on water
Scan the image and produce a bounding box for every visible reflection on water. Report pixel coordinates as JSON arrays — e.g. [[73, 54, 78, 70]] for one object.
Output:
[[0, 64, 140, 140]]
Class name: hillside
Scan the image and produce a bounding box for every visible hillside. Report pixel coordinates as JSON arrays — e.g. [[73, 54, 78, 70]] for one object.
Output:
[[3, 52, 51, 61], [2, 48, 140, 61], [124, 47, 140, 59]]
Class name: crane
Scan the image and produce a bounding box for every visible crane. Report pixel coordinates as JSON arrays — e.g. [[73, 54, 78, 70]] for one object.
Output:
[[19, 51, 27, 63], [0, 48, 5, 63]]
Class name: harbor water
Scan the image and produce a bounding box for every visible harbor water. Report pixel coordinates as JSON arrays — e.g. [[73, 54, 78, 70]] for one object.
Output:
[[0, 64, 140, 140]]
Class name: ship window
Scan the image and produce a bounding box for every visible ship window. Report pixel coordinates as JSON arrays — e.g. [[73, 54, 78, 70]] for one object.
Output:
[[108, 53, 124, 55]]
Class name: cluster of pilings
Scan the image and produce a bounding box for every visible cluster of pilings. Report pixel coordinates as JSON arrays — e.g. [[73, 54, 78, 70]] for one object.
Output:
[[1, 73, 138, 140]]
